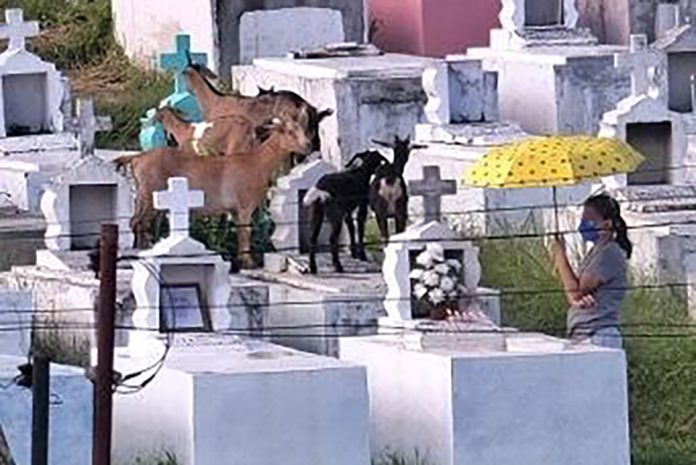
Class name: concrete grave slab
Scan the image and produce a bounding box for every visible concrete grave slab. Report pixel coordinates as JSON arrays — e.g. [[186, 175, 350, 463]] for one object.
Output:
[[341, 333, 631, 465], [112, 339, 371, 465], [0, 289, 31, 356], [0, 355, 92, 465]]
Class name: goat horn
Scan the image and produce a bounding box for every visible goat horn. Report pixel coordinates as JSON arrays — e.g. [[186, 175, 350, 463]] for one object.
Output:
[[185, 50, 193, 66], [371, 139, 392, 148]]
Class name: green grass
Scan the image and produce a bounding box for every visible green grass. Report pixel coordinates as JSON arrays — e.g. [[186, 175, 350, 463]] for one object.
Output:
[[479, 229, 696, 465]]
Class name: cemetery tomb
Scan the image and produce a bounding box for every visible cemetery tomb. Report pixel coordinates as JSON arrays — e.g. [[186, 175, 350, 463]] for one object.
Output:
[[524, 0, 563, 27], [232, 53, 438, 166], [112, 340, 371, 465], [68, 184, 117, 250], [2, 73, 48, 136], [667, 52, 696, 113], [159, 265, 214, 333], [341, 334, 631, 465], [626, 122, 671, 185]]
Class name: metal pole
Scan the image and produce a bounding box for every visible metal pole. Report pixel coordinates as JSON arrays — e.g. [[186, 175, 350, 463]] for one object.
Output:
[[93, 224, 118, 465], [31, 352, 49, 465]]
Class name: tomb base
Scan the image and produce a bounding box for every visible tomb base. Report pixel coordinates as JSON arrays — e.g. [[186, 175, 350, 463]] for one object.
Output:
[[0, 209, 44, 270], [341, 333, 630, 465], [111, 338, 370, 465], [0, 355, 92, 465]]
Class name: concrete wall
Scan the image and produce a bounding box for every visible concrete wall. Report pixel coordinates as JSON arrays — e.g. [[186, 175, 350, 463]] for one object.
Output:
[[368, 0, 498, 57], [113, 0, 365, 77], [217, 0, 366, 79], [578, 0, 696, 45], [112, 0, 217, 70]]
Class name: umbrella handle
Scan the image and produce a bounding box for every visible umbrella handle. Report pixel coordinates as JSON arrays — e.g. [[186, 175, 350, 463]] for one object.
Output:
[[552, 186, 560, 234]]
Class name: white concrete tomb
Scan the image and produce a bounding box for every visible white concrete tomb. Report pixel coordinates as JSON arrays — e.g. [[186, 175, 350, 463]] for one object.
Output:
[[341, 333, 631, 465]]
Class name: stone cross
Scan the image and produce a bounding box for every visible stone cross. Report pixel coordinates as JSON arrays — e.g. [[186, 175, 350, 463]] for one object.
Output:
[[160, 34, 208, 94], [153, 177, 204, 240], [409, 166, 457, 224], [615, 34, 661, 98], [0, 9, 38, 52], [71, 98, 112, 157]]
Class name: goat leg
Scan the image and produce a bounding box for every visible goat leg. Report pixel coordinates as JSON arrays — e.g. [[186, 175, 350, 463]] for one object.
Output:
[[355, 203, 368, 261], [308, 203, 325, 274], [395, 199, 408, 234], [375, 210, 389, 241], [344, 212, 359, 260], [329, 218, 344, 273], [237, 211, 255, 270]]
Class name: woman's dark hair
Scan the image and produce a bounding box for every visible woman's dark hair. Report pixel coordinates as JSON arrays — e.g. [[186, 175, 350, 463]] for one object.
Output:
[[584, 194, 632, 259]]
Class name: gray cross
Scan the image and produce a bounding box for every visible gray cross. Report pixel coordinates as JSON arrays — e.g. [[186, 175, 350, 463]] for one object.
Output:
[[70, 98, 112, 157], [0, 9, 39, 52], [409, 166, 457, 224], [615, 34, 661, 97]]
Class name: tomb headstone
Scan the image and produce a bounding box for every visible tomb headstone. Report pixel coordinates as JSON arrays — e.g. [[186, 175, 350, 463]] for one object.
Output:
[[139, 34, 207, 151], [40, 155, 134, 251], [653, 21, 696, 113], [269, 159, 337, 258], [130, 177, 231, 353], [239, 7, 345, 64], [599, 34, 688, 186], [0, 8, 66, 138]]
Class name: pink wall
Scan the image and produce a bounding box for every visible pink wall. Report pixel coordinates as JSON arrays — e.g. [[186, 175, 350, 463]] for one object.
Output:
[[368, 0, 500, 57], [368, 0, 426, 55]]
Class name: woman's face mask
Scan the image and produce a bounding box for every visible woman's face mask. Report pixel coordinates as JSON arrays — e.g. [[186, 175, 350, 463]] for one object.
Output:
[[578, 219, 600, 243]]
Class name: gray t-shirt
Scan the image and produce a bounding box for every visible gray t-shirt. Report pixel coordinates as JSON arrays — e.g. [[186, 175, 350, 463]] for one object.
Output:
[[567, 241, 628, 339]]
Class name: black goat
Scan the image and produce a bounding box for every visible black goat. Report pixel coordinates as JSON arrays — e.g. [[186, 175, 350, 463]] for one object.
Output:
[[369, 136, 426, 239], [304, 151, 388, 274]]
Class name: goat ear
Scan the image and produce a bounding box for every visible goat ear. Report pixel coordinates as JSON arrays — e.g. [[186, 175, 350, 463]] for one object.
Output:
[[409, 143, 428, 150], [317, 108, 333, 123], [345, 154, 364, 169], [371, 139, 392, 148]]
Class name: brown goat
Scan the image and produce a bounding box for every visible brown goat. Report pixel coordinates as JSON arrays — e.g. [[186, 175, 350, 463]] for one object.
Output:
[[114, 119, 312, 268], [182, 64, 333, 153], [154, 106, 257, 156]]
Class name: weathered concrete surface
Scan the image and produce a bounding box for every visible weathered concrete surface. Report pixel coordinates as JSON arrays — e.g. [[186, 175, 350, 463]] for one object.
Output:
[[578, 0, 696, 45], [113, 0, 365, 78]]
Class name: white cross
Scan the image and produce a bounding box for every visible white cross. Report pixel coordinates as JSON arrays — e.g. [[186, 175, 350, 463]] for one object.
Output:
[[409, 166, 457, 224], [153, 178, 205, 240], [615, 34, 661, 98], [71, 98, 112, 157], [0, 9, 39, 52]]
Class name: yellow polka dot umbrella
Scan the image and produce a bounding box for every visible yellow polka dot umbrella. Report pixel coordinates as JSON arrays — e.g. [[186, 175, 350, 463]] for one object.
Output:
[[461, 135, 645, 229]]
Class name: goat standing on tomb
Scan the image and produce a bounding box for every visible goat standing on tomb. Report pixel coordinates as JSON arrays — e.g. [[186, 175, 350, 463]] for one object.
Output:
[[154, 106, 259, 156], [114, 118, 312, 268], [369, 136, 426, 239], [182, 63, 333, 154], [303, 151, 388, 274]]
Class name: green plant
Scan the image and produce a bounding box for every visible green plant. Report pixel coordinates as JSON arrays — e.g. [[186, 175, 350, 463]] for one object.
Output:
[[33, 314, 91, 368], [129, 452, 179, 465], [152, 207, 275, 272]]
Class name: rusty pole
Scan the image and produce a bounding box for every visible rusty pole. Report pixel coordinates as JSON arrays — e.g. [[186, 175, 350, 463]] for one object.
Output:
[[93, 224, 118, 465]]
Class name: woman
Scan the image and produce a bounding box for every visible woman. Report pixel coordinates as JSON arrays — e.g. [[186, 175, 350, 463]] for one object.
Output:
[[552, 193, 632, 349]]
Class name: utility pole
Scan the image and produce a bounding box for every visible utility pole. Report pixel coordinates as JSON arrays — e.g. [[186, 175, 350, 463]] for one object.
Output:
[[31, 351, 49, 465], [93, 224, 118, 465]]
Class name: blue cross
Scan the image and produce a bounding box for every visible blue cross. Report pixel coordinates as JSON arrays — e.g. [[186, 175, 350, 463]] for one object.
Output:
[[159, 34, 208, 94]]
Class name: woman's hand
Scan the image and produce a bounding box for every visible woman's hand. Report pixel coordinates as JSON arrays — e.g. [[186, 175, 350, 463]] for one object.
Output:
[[571, 294, 597, 310]]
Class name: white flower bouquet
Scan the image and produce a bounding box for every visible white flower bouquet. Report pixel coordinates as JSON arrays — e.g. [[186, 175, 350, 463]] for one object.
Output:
[[409, 243, 467, 319]]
